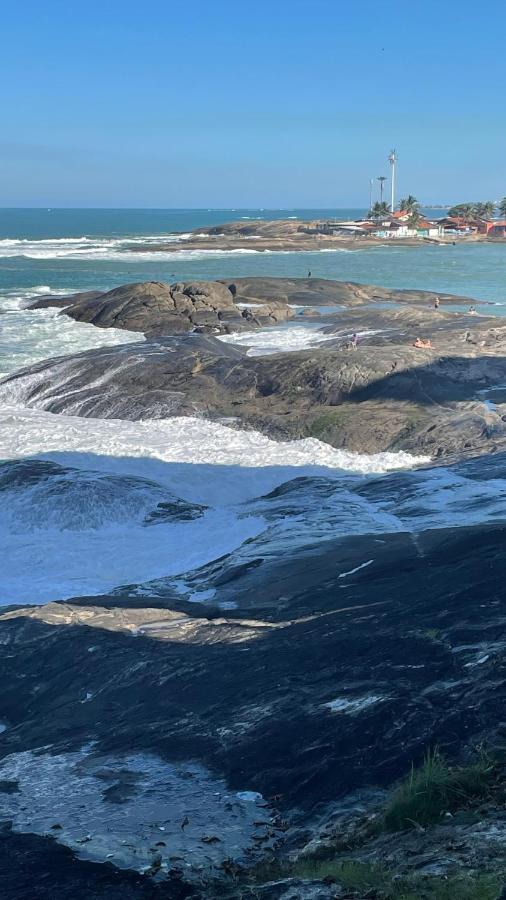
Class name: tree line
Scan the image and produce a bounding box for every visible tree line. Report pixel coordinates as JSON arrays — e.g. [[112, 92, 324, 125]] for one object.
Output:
[[447, 200, 506, 219], [368, 195, 421, 224], [368, 197, 506, 220]]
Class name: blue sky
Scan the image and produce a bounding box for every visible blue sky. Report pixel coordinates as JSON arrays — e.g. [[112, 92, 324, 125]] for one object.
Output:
[[0, 0, 504, 206]]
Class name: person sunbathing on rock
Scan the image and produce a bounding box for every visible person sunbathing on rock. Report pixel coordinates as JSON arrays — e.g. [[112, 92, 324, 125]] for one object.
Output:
[[413, 337, 433, 349]]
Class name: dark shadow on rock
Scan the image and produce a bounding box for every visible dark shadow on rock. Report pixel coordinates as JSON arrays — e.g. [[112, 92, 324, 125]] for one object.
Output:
[[345, 354, 506, 405], [0, 829, 198, 899]]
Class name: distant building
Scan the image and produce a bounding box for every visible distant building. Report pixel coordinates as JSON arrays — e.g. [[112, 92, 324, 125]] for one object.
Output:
[[438, 216, 478, 234], [371, 218, 443, 239], [477, 219, 506, 237]]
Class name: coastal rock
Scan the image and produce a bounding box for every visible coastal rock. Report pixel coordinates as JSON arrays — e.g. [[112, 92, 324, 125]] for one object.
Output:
[[128, 217, 497, 253], [3, 322, 506, 457], [223, 276, 474, 307], [2, 519, 506, 892], [30, 280, 296, 337], [30, 278, 478, 343], [29, 290, 104, 310]]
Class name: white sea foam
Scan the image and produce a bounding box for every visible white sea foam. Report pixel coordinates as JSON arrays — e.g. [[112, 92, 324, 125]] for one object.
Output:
[[0, 409, 427, 498], [0, 234, 265, 262], [218, 325, 338, 355], [0, 287, 144, 378], [0, 408, 427, 605], [0, 234, 187, 260], [218, 326, 381, 355], [0, 234, 358, 262]]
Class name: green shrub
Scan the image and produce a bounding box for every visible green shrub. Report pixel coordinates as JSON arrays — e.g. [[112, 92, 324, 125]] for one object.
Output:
[[243, 859, 502, 900], [383, 747, 496, 832]]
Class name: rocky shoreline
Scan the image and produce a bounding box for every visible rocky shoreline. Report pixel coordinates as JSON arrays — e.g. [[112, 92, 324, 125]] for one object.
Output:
[[2, 277, 506, 898], [10, 276, 506, 459], [122, 219, 497, 254]]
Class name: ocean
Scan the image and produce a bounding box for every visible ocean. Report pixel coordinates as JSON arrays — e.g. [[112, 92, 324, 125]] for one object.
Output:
[[0, 208, 505, 607], [0, 207, 505, 304]]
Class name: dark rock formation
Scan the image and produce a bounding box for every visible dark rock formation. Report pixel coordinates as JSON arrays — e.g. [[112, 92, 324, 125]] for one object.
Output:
[[3, 322, 506, 457], [29, 278, 480, 342], [30, 281, 295, 337], [0, 831, 198, 899], [5, 276, 506, 897], [29, 290, 104, 310], [223, 276, 475, 307], [2, 518, 506, 894]]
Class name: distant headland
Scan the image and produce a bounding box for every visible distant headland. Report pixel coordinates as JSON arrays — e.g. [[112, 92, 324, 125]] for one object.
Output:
[[130, 201, 506, 254]]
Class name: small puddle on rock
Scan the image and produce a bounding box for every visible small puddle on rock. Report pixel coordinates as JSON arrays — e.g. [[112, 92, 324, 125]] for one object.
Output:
[[0, 747, 276, 877]]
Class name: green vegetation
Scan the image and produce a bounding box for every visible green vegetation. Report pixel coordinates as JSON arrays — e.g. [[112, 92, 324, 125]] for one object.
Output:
[[499, 197, 506, 217], [310, 408, 346, 440], [447, 201, 496, 219], [369, 200, 390, 218], [398, 195, 420, 215], [243, 858, 502, 900], [382, 747, 496, 832], [238, 749, 504, 899]]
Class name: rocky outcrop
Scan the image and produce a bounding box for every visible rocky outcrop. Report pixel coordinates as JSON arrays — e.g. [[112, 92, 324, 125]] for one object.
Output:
[[3, 322, 506, 457], [6, 277, 506, 897], [30, 280, 295, 337], [223, 276, 476, 307], [127, 219, 495, 253], [2, 519, 506, 895], [29, 289, 104, 309], [30, 278, 480, 342]]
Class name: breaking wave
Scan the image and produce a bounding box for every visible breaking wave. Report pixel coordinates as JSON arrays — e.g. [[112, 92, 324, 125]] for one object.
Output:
[[0, 287, 144, 378], [0, 406, 428, 605]]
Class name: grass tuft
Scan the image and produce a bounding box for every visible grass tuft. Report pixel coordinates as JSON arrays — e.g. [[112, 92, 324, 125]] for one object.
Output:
[[243, 859, 502, 900], [383, 746, 496, 832]]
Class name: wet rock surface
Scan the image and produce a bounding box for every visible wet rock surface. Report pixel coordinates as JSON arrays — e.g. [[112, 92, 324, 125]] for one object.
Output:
[[2, 519, 506, 894], [3, 306, 506, 458], [5, 277, 506, 897]]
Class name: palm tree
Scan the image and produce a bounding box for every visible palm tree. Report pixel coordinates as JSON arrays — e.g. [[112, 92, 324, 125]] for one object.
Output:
[[408, 210, 422, 228], [499, 198, 506, 217], [447, 203, 477, 221], [369, 201, 390, 218], [474, 201, 495, 219], [397, 195, 419, 214], [377, 176, 387, 204]]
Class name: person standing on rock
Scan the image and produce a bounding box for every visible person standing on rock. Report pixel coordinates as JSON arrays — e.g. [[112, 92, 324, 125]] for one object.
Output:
[[434, 296, 440, 309]]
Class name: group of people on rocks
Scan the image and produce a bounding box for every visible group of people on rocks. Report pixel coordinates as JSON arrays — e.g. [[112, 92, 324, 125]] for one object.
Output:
[[337, 295, 480, 353]]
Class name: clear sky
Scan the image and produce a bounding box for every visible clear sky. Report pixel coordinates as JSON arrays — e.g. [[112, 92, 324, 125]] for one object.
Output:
[[1, 0, 504, 207]]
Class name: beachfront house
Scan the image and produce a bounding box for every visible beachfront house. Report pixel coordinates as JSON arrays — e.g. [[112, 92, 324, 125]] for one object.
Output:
[[477, 219, 506, 238], [371, 218, 443, 239], [415, 219, 444, 238], [438, 216, 478, 235]]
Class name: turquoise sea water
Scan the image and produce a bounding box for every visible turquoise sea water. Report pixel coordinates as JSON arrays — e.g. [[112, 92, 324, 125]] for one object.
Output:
[[0, 208, 504, 306]]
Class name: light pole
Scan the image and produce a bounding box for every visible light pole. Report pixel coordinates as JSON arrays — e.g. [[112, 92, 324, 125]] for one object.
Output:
[[389, 148, 397, 212], [369, 178, 374, 214], [378, 176, 387, 204]]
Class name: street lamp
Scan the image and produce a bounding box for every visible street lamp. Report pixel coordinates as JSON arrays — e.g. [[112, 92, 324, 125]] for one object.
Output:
[[388, 149, 397, 212]]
